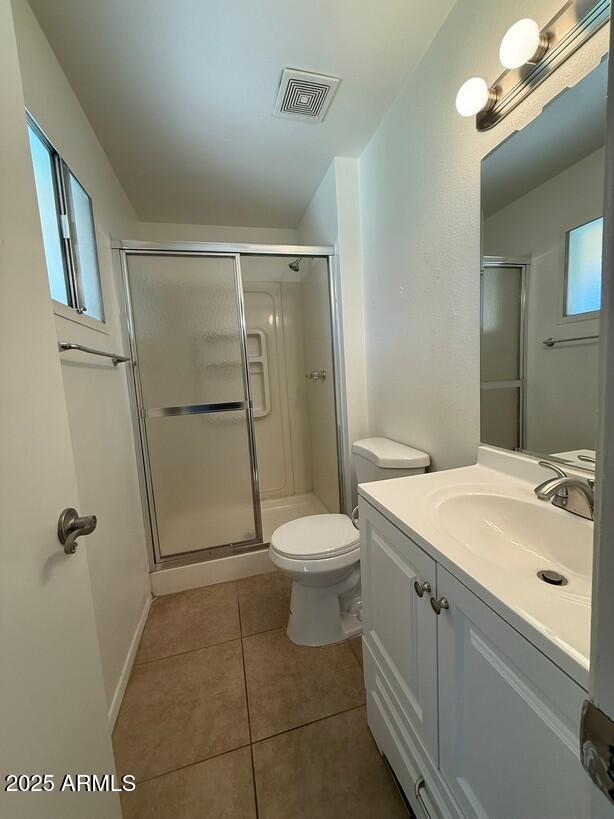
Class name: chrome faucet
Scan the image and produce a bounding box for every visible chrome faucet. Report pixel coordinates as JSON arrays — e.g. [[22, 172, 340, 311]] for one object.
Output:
[[534, 461, 595, 521]]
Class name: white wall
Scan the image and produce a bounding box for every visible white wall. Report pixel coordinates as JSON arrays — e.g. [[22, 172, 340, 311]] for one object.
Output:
[[298, 157, 369, 504], [485, 148, 604, 454], [358, 0, 609, 471], [13, 0, 150, 718], [139, 221, 298, 245]]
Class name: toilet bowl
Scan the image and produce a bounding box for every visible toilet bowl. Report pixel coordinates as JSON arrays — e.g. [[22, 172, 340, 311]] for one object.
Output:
[[269, 437, 430, 646], [270, 514, 361, 646]]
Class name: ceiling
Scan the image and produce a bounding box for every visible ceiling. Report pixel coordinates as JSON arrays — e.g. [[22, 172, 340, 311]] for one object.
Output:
[[482, 59, 607, 217], [28, 0, 454, 228]]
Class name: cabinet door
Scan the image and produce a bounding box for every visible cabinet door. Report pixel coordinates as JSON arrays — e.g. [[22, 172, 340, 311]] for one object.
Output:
[[360, 498, 438, 762], [437, 566, 589, 819]]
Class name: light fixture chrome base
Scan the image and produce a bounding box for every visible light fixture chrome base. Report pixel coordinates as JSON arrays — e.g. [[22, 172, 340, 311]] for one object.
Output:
[[526, 34, 551, 65], [476, 0, 610, 131]]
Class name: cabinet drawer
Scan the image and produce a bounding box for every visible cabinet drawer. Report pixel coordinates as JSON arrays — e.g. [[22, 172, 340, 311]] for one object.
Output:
[[360, 498, 438, 762], [437, 566, 589, 819]]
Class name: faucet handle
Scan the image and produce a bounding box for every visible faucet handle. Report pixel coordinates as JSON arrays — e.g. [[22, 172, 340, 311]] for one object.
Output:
[[538, 460, 568, 479]]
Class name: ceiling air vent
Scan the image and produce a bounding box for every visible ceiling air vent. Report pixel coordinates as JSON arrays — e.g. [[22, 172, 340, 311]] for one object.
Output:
[[273, 68, 340, 123]]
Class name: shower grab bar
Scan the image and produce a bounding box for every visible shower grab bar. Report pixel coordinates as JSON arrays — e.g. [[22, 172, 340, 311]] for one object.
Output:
[[146, 401, 248, 418], [58, 341, 131, 366], [542, 334, 599, 347]]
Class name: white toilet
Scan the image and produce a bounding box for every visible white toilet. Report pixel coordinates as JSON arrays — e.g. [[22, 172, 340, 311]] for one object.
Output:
[[269, 437, 430, 646]]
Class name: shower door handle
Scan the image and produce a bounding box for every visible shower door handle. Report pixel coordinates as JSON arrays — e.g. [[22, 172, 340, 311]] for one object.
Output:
[[305, 370, 326, 383]]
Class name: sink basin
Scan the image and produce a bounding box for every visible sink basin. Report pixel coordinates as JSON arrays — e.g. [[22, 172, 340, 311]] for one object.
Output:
[[437, 493, 592, 589], [359, 449, 594, 679]]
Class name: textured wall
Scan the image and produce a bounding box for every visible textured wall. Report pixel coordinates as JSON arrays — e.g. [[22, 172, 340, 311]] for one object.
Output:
[[359, 0, 609, 470], [139, 221, 298, 245]]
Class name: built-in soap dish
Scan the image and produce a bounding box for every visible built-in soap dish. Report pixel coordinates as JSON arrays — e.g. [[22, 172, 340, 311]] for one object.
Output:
[[537, 569, 568, 587]]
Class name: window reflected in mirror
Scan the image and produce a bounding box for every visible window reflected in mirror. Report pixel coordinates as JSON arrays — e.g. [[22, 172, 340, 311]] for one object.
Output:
[[565, 216, 602, 317]]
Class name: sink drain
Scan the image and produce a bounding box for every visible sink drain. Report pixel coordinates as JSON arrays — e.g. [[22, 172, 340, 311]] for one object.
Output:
[[537, 569, 568, 587]]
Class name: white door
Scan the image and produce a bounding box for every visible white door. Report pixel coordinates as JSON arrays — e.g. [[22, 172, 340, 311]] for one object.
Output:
[[0, 3, 120, 817], [360, 498, 438, 761], [437, 566, 589, 819], [586, 20, 614, 819]]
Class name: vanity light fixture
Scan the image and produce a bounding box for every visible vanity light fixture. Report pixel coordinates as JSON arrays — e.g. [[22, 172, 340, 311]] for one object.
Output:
[[499, 18, 549, 69], [455, 77, 497, 117], [455, 0, 610, 130]]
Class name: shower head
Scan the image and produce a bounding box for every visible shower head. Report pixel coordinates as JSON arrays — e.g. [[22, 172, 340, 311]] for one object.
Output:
[[288, 257, 302, 272]]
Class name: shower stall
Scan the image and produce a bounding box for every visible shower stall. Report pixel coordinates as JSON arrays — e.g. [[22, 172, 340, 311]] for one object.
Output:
[[116, 242, 345, 568]]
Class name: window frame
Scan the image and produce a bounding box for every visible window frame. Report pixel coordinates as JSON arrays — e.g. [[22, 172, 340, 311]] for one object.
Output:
[[562, 215, 602, 322], [26, 112, 105, 326]]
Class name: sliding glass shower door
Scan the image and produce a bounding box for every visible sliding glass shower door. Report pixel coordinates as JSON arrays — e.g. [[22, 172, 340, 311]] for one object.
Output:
[[125, 253, 261, 560]]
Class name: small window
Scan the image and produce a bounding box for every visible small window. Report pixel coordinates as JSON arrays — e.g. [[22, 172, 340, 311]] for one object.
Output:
[[564, 217, 603, 317], [26, 115, 104, 322]]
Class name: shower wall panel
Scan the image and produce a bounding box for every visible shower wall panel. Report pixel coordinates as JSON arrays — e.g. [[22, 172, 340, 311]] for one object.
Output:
[[243, 279, 312, 499], [301, 259, 340, 513]]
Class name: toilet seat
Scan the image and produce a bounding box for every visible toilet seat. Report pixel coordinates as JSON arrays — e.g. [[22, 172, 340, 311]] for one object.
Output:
[[270, 514, 359, 561]]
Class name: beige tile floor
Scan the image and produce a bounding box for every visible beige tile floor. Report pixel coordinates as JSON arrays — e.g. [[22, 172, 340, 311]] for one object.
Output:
[[114, 570, 410, 818]]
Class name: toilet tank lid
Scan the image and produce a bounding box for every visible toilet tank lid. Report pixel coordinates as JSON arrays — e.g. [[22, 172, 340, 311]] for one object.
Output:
[[351, 437, 430, 468]]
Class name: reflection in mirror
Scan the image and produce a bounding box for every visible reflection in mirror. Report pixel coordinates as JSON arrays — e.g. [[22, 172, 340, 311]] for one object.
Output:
[[480, 59, 607, 471]]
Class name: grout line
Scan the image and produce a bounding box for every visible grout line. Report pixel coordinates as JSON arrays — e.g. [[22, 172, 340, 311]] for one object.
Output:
[[132, 742, 252, 786], [251, 702, 366, 746], [241, 623, 285, 640], [133, 634, 242, 667], [135, 616, 295, 666], [347, 635, 364, 671], [238, 591, 260, 818]]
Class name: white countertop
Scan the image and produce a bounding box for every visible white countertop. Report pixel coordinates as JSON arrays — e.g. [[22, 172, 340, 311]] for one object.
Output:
[[358, 446, 592, 690]]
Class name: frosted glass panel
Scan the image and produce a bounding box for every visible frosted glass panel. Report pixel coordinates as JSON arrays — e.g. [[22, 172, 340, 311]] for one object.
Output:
[[126, 253, 259, 557], [67, 171, 104, 321], [128, 254, 245, 408], [481, 267, 522, 382], [27, 124, 68, 305], [481, 387, 519, 451], [146, 412, 256, 557], [565, 217, 602, 315]]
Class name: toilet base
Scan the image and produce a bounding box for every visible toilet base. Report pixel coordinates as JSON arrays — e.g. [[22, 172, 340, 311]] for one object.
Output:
[[286, 572, 362, 646]]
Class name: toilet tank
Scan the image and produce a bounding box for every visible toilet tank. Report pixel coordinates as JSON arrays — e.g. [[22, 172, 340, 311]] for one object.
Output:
[[352, 437, 430, 483]]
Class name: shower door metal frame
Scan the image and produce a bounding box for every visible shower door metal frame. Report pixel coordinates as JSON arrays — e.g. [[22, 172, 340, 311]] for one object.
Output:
[[115, 241, 345, 570]]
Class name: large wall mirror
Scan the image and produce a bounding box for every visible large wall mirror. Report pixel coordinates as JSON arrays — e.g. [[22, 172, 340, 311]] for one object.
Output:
[[480, 58, 607, 472]]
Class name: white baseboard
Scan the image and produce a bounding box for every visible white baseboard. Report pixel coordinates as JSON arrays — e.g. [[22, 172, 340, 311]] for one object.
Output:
[[108, 593, 152, 729], [151, 548, 274, 596]]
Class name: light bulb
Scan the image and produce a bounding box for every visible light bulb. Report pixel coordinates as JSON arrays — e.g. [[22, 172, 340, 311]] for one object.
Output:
[[455, 77, 493, 117], [499, 19, 548, 69]]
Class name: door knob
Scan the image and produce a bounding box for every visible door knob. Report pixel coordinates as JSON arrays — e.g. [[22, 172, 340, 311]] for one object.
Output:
[[430, 596, 449, 615], [57, 507, 97, 554], [413, 580, 432, 598]]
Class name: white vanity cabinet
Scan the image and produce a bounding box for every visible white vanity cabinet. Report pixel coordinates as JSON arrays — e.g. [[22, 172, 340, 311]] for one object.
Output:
[[360, 498, 590, 819]]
